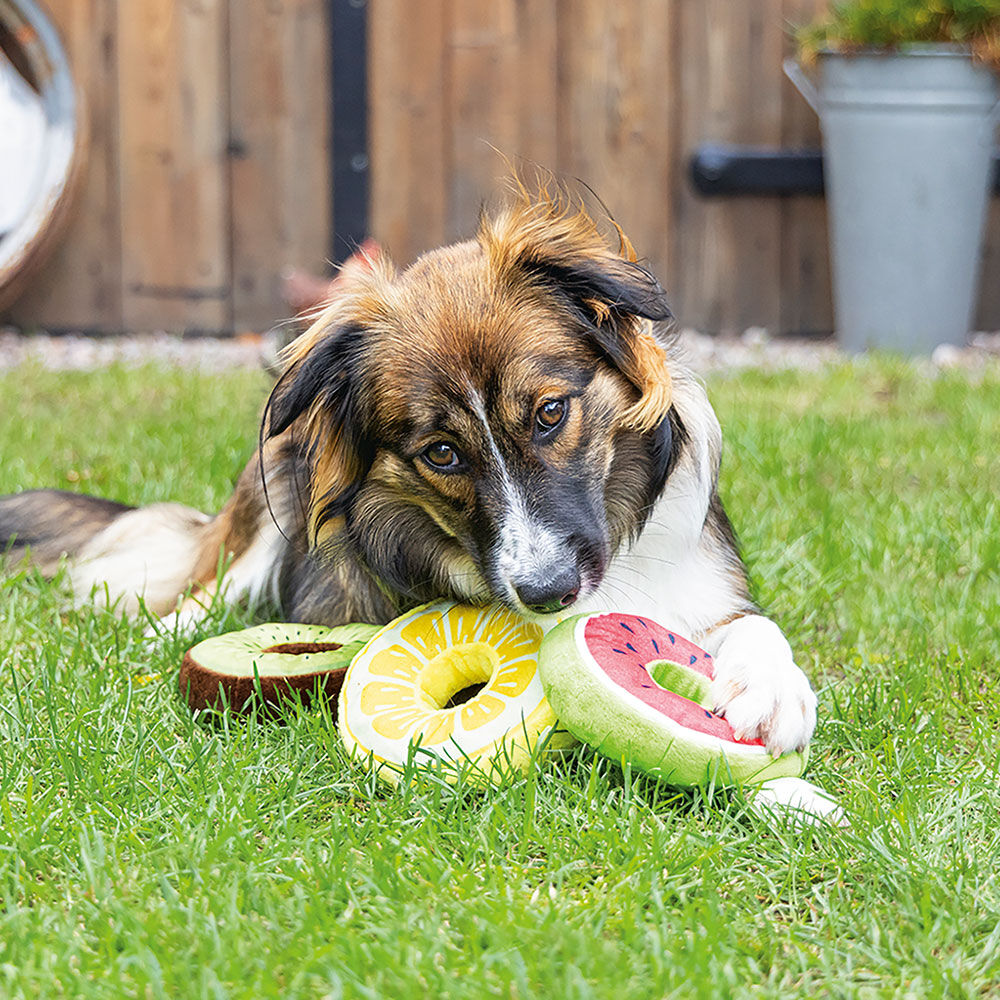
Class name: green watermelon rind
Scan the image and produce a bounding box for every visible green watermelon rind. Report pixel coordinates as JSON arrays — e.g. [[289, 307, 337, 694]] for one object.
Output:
[[537, 614, 807, 788]]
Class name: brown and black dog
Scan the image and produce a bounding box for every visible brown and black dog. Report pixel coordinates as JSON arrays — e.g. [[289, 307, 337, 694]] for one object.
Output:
[[0, 184, 816, 753]]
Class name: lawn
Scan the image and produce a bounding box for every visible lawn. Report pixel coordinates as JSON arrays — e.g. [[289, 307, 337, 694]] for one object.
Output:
[[1, 358, 999, 999]]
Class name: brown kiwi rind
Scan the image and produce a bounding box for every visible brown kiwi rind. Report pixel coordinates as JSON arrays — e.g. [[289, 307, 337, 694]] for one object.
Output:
[[179, 622, 379, 715]]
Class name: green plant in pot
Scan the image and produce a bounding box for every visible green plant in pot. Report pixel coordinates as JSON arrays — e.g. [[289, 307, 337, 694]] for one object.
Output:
[[786, 0, 1000, 354]]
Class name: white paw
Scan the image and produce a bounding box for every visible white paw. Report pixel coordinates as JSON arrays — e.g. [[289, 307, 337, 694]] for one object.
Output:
[[707, 616, 817, 755], [749, 777, 848, 828]]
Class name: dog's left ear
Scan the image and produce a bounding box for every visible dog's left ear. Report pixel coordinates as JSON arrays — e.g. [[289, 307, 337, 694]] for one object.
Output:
[[481, 189, 673, 433]]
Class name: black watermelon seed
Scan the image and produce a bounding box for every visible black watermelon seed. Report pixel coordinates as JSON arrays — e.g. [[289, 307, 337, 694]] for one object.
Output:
[[704, 709, 713, 718], [613, 648, 627, 655], [638, 618, 649, 628], [668, 633, 676, 644], [620, 622, 634, 633], [652, 638, 659, 654], [626, 643, 636, 653], [690, 655, 697, 665]]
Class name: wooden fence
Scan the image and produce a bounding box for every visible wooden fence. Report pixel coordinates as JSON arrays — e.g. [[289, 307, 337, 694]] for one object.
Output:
[[6, 0, 1000, 335], [8, 0, 331, 334]]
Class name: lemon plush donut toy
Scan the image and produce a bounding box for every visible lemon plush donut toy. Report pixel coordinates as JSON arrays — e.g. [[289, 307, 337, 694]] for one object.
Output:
[[338, 601, 574, 785]]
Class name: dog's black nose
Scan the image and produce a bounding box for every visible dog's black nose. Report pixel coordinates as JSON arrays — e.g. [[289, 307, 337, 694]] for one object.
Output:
[[514, 569, 580, 615]]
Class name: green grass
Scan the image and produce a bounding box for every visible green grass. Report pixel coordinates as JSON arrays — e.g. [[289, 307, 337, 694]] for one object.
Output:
[[1, 358, 999, 998]]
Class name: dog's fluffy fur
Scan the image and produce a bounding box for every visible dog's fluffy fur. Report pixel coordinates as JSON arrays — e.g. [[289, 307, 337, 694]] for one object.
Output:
[[0, 185, 816, 753]]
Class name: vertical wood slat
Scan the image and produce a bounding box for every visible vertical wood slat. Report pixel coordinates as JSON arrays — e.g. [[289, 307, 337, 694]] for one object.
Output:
[[556, 1, 676, 286], [447, 0, 518, 240], [511, 0, 559, 173], [445, 0, 560, 241], [117, 0, 230, 333], [368, 0, 449, 267], [7, 0, 121, 331], [673, 0, 785, 334], [228, 0, 331, 332]]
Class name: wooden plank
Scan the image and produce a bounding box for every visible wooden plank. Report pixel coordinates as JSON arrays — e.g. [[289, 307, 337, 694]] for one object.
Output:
[[781, 0, 833, 335], [447, 0, 518, 240], [7, 0, 122, 331], [368, 0, 448, 267], [512, 0, 558, 173], [228, 0, 330, 332], [117, 0, 230, 333], [555, 1, 676, 291], [673, 0, 784, 335], [444, 0, 559, 239]]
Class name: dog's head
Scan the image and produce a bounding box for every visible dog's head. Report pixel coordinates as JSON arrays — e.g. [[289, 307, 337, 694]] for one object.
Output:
[[265, 186, 679, 617]]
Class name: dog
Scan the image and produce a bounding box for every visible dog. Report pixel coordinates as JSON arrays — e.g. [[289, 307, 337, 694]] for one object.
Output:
[[0, 183, 816, 754]]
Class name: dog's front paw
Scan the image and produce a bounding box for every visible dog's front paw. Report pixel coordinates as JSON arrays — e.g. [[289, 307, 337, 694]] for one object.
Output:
[[708, 616, 817, 755]]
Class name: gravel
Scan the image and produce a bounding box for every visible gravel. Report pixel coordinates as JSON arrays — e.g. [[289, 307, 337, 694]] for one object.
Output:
[[0, 328, 273, 373], [2, 326, 998, 375]]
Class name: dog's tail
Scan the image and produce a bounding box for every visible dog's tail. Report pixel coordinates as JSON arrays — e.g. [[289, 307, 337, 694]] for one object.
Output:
[[0, 489, 215, 616]]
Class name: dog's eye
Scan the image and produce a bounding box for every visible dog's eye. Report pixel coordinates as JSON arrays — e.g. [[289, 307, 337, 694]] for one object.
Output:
[[535, 398, 567, 434], [422, 442, 462, 470]]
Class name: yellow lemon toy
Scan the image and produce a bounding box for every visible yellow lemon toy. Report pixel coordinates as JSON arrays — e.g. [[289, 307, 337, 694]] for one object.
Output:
[[338, 600, 573, 784]]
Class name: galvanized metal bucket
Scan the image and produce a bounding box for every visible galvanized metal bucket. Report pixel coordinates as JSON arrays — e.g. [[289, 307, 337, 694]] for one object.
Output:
[[786, 47, 1000, 354]]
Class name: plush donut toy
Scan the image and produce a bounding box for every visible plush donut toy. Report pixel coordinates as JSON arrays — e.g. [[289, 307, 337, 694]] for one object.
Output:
[[338, 601, 574, 785], [538, 612, 807, 787], [180, 622, 378, 714]]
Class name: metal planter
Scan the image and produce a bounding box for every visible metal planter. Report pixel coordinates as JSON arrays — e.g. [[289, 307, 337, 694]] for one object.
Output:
[[787, 46, 1000, 354]]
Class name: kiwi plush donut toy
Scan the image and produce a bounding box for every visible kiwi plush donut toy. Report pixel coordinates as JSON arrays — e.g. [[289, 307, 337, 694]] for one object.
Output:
[[338, 601, 573, 785], [180, 622, 378, 714], [538, 612, 807, 787]]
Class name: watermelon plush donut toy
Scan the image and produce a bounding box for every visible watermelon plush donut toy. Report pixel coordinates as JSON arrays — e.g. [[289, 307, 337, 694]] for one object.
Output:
[[180, 622, 378, 714], [538, 612, 807, 787], [338, 601, 573, 785]]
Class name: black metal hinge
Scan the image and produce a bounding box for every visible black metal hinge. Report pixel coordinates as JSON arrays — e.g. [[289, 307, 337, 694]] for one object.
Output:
[[690, 143, 1000, 197]]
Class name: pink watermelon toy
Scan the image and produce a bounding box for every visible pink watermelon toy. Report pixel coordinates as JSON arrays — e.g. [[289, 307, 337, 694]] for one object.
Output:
[[538, 612, 807, 787]]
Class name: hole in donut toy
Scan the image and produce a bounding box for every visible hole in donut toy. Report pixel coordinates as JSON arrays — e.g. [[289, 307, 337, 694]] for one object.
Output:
[[646, 659, 712, 705], [443, 682, 486, 708], [419, 644, 498, 709], [261, 642, 344, 655]]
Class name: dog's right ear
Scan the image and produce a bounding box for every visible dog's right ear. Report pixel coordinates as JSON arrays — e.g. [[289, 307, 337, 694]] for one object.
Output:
[[480, 179, 674, 434], [262, 322, 369, 548]]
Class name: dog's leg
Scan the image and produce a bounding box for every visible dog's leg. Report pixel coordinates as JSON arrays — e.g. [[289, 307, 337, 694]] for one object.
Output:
[[150, 443, 303, 631], [69, 502, 215, 616], [591, 491, 817, 753], [2, 438, 302, 626], [151, 517, 289, 634]]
